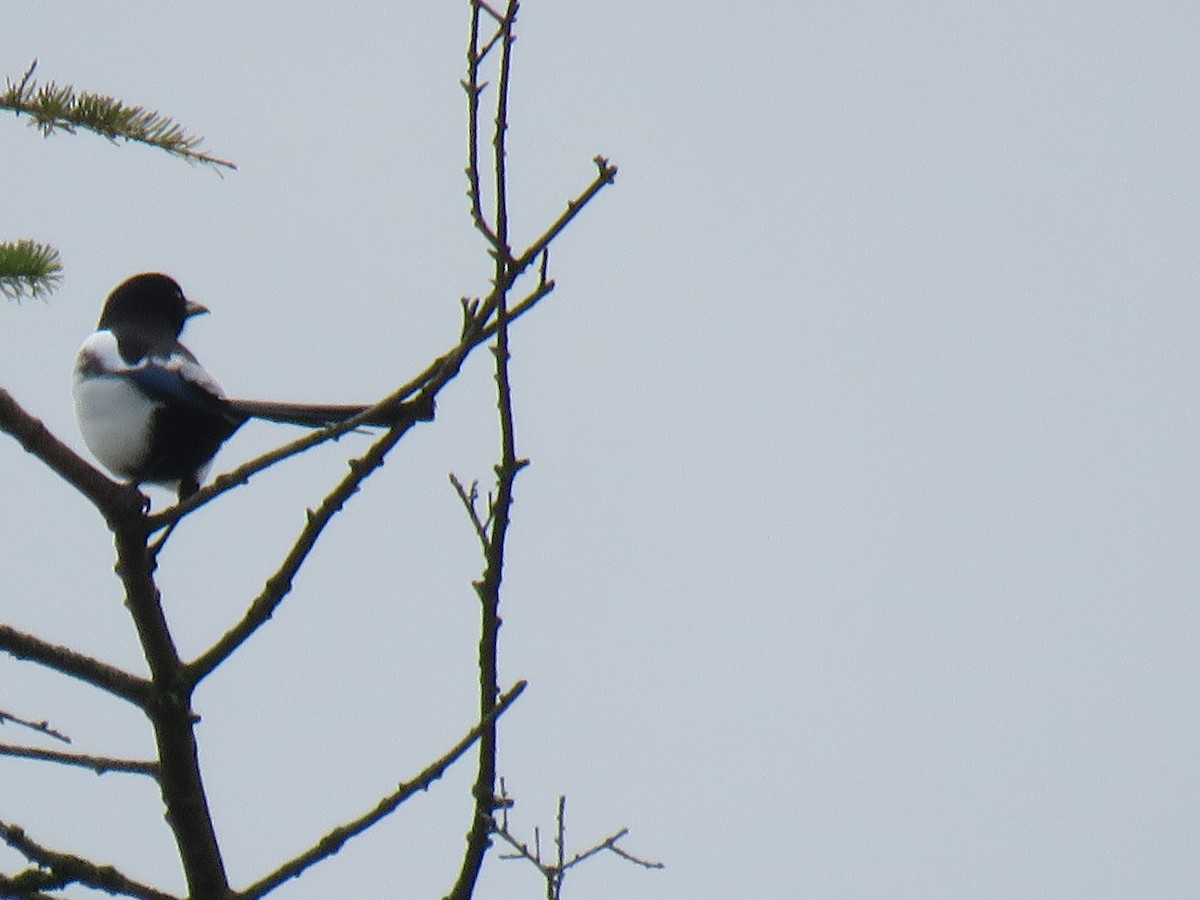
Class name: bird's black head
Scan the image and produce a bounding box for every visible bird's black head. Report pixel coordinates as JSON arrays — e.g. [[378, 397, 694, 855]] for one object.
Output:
[[98, 273, 208, 338]]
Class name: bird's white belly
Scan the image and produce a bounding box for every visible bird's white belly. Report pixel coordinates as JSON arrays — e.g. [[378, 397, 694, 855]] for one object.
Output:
[[73, 376, 157, 480]]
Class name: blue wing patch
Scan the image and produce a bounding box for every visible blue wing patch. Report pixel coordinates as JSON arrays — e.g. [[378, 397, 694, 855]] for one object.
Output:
[[126, 358, 236, 422]]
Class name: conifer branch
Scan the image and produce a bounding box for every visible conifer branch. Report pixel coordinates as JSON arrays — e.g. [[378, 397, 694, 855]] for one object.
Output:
[[0, 240, 62, 299], [2, 60, 235, 169]]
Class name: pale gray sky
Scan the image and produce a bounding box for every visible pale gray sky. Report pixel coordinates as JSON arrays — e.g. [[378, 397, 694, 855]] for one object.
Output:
[[2, 2, 1199, 898]]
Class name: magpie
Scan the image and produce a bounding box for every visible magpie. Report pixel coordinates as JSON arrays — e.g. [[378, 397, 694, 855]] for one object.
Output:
[[73, 272, 406, 499]]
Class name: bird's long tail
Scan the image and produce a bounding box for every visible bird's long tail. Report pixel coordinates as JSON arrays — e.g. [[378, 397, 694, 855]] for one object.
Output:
[[226, 399, 409, 428]]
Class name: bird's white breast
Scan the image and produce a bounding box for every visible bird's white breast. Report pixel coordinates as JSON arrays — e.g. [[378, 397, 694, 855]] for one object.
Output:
[[72, 331, 157, 479]]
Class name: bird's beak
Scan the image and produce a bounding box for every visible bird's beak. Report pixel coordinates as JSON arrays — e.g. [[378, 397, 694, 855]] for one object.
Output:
[[185, 299, 209, 318]]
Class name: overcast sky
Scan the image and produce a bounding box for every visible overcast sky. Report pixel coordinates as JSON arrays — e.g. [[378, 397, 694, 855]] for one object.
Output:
[[2, 2, 1199, 898]]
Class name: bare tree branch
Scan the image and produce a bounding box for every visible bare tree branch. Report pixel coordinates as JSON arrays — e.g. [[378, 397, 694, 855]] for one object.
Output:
[[466, 156, 616, 345], [0, 623, 151, 707], [0, 388, 137, 523], [0, 709, 71, 744], [144, 396, 433, 534], [112, 523, 230, 898], [238, 681, 526, 900], [184, 407, 422, 685], [0, 821, 180, 900], [0, 6, 620, 899], [493, 794, 663, 899], [449, 474, 492, 548], [185, 274, 565, 687], [448, 5, 526, 898], [145, 146, 612, 536], [0, 870, 60, 900], [0, 743, 158, 777], [463, 0, 498, 250], [509, 155, 617, 283]]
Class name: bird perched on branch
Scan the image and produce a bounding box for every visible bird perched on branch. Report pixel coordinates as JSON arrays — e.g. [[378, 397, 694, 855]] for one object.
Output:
[[73, 272, 414, 499]]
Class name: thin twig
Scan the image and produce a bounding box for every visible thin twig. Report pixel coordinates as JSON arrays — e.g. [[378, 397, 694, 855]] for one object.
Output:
[[469, 156, 615, 340], [0, 710, 70, 744], [449, 474, 492, 548], [511, 156, 617, 276], [554, 795, 566, 895], [491, 1, 516, 268], [476, 263, 555, 341], [476, 0, 507, 24], [492, 795, 663, 899], [239, 681, 526, 900], [447, 5, 525, 899], [605, 837, 666, 870], [186, 259, 566, 686], [185, 397, 428, 685], [0, 743, 158, 777], [463, 0, 498, 248], [147, 151, 607, 536], [146, 397, 431, 532]]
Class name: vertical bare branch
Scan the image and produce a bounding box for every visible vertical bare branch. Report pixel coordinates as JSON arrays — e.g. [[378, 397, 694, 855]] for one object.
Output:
[[112, 522, 230, 899], [463, 1, 495, 246], [447, 4, 526, 898], [491, 1, 516, 269]]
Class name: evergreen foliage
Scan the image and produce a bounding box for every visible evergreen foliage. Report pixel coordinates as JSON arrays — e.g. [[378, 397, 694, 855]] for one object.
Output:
[[0, 60, 234, 298]]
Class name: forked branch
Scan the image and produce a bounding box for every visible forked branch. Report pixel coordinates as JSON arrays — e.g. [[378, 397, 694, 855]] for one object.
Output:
[[494, 791, 663, 899]]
